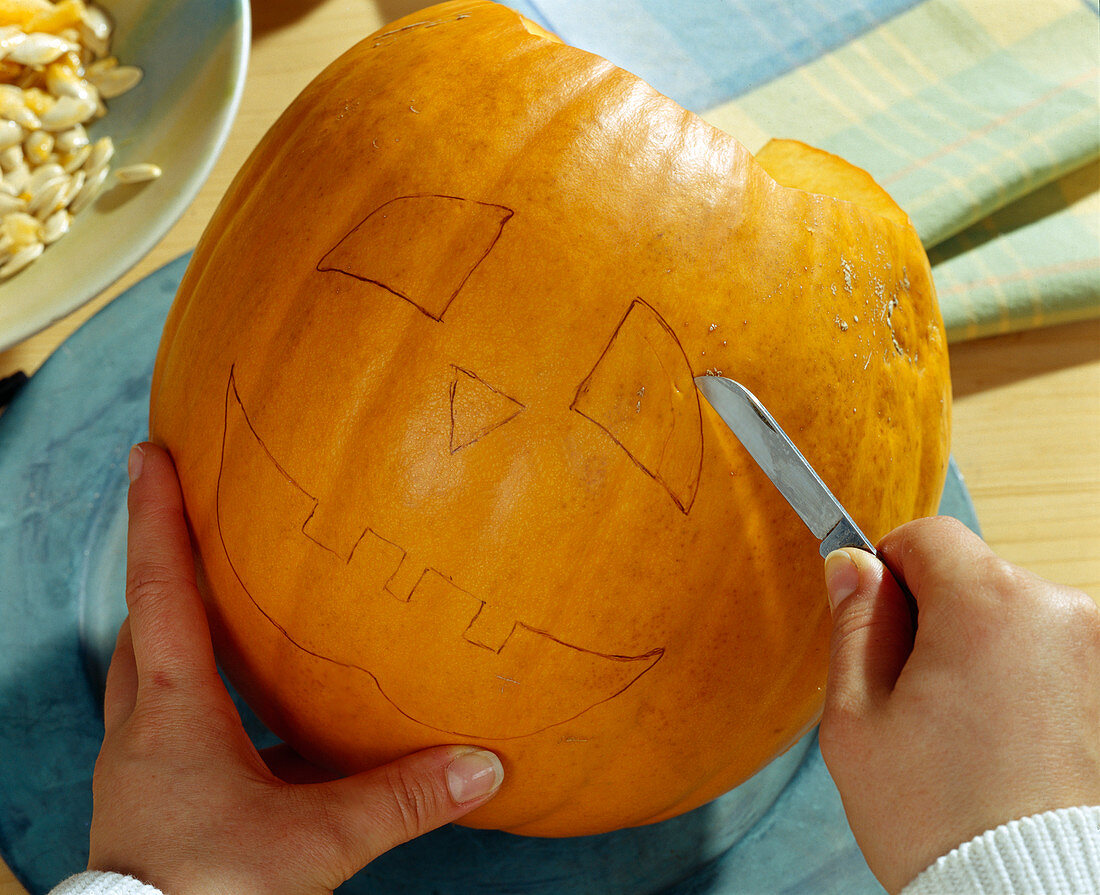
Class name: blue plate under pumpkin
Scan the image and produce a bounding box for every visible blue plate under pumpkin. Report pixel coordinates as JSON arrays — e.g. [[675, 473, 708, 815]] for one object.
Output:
[[0, 253, 978, 894]]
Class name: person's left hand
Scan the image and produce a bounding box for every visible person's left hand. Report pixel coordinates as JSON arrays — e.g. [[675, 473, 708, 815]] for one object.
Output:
[[88, 443, 503, 895]]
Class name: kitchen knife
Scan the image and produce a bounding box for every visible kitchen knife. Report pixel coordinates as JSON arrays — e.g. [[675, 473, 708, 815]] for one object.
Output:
[[695, 374, 918, 623], [695, 374, 919, 623], [696, 374, 918, 622], [694, 374, 894, 560]]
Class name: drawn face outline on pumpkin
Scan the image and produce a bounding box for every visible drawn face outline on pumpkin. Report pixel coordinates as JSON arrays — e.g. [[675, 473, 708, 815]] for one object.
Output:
[[318, 194, 704, 513], [213, 194, 707, 740]]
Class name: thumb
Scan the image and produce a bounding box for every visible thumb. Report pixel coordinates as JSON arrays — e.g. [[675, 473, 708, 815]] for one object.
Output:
[[301, 745, 503, 884], [823, 549, 915, 716]]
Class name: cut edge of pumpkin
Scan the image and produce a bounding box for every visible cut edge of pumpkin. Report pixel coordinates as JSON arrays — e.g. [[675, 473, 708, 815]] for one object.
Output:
[[753, 138, 912, 232], [517, 14, 562, 42]]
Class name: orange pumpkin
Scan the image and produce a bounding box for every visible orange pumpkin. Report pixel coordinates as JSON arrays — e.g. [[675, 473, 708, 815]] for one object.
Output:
[[150, 0, 950, 837]]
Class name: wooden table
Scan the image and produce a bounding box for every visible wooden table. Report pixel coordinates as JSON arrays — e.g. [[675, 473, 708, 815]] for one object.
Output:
[[1, 1, 1097, 891]]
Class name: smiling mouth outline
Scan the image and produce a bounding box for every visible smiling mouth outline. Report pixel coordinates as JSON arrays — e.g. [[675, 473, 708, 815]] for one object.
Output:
[[214, 365, 665, 740]]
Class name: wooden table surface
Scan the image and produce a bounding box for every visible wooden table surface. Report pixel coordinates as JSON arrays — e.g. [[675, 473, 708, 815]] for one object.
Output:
[[1, 1, 1097, 891]]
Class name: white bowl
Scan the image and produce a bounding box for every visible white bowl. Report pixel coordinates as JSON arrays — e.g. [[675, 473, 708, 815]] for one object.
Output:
[[0, 0, 249, 351]]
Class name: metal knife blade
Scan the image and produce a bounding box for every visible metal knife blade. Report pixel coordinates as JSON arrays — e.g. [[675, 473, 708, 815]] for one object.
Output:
[[694, 374, 875, 559]]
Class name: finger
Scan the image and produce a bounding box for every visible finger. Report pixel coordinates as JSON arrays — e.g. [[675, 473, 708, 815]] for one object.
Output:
[[124, 442, 219, 692], [822, 548, 915, 716], [101, 616, 137, 734], [301, 746, 503, 883], [877, 516, 994, 615]]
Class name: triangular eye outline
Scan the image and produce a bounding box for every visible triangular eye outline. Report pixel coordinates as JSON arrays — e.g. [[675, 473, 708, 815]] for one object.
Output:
[[571, 298, 703, 515], [449, 365, 526, 454]]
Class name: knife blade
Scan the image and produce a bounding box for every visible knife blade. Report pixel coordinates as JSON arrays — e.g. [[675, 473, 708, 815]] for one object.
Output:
[[694, 374, 876, 560]]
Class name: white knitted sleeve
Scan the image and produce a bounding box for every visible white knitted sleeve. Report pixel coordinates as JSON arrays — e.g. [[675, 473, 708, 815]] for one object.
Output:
[[48, 871, 164, 895], [902, 806, 1100, 895]]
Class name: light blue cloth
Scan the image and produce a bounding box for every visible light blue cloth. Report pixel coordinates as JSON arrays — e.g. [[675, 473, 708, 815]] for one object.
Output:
[[506, 0, 924, 109]]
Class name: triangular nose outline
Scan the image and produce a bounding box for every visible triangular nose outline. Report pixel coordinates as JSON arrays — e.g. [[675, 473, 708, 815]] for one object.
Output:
[[449, 365, 526, 453]]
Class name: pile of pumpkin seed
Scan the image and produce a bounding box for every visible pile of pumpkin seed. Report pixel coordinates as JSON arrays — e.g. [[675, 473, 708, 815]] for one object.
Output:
[[0, 0, 160, 280]]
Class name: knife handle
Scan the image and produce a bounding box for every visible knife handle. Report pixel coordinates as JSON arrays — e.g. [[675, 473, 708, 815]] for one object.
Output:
[[877, 550, 919, 633]]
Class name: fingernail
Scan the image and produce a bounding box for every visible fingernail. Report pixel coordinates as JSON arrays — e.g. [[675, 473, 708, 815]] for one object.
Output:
[[824, 550, 860, 613], [127, 444, 145, 482], [446, 749, 503, 804]]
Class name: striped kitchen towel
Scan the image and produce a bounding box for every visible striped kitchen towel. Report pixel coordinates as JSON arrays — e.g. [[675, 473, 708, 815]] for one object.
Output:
[[506, 0, 1100, 341]]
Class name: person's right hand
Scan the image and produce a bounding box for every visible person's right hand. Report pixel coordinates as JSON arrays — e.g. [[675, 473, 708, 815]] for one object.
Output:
[[818, 516, 1100, 894]]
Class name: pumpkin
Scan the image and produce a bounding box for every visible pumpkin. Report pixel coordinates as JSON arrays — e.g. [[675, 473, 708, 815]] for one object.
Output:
[[149, 0, 950, 837]]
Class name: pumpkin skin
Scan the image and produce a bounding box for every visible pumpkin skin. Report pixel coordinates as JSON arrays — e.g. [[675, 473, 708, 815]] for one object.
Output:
[[149, 0, 951, 837]]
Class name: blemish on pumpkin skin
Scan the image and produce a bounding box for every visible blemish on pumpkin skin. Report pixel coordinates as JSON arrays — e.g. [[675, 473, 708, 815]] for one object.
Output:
[[840, 257, 854, 294], [371, 12, 473, 48]]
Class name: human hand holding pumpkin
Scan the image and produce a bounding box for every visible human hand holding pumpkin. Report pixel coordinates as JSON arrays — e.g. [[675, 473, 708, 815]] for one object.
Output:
[[86, 443, 503, 895], [819, 516, 1100, 894]]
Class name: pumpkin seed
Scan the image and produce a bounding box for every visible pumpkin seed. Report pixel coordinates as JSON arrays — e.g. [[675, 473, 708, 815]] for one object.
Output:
[[59, 141, 90, 173], [7, 33, 75, 67], [40, 93, 96, 130], [0, 85, 40, 130], [83, 134, 112, 174], [46, 59, 95, 101], [79, 7, 111, 57], [28, 173, 68, 218], [67, 160, 105, 214], [25, 161, 63, 194], [23, 128, 52, 164], [0, 192, 26, 215], [2, 211, 43, 247], [0, 239, 43, 278], [0, 119, 22, 150], [0, 144, 22, 171], [114, 162, 160, 184], [41, 207, 70, 242], [88, 63, 140, 99], [54, 121, 88, 153], [3, 161, 29, 194], [0, 28, 27, 59], [62, 167, 84, 201]]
